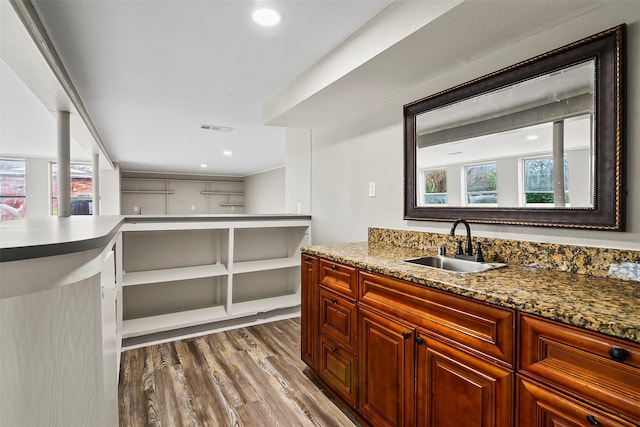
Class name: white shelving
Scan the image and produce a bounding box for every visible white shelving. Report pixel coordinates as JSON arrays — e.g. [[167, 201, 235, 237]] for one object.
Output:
[[118, 217, 310, 347]]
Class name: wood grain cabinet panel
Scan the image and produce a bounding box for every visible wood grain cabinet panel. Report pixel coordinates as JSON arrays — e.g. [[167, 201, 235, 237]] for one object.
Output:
[[517, 376, 636, 427], [319, 287, 357, 353], [319, 260, 357, 300], [319, 334, 358, 408], [359, 307, 415, 427], [359, 270, 515, 367], [519, 314, 640, 424], [301, 255, 319, 371], [417, 332, 514, 427]]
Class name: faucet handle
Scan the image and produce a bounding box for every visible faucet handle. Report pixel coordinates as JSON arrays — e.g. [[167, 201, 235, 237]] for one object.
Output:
[[455, 239, 464, 255], [474, 242, 485, 263]]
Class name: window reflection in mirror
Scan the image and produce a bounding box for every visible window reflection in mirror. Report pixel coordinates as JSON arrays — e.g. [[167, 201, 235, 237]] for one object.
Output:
[[415, 60, 594, 209]]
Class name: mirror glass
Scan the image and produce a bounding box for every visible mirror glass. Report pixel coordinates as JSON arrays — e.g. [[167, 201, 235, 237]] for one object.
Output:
[[404, 25, 625, 230], [415, 60, 594, 209]]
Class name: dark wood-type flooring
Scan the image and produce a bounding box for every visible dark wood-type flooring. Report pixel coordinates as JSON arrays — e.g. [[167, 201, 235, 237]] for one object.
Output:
[[118, 318, 356, 426]]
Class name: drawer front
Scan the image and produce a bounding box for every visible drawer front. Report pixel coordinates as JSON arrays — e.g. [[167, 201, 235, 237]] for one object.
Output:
[[359, 270, 515, 366], [517, 376, 636, 427], [319, 288, 357, 353], [319, 334, 358, 407], [319, 260, 357, 300], [519, 314, 640, 424]]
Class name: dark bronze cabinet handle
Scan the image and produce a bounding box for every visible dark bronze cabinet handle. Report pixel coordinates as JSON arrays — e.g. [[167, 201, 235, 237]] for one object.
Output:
[[416, 336, 424, 345], [402, 331, 411, 339], [331, 265, 337, 270], [586, 414, 600, 425], [608, 347, 629, 362], [331, 347, 337, 353], [331, 298, 337, 304], [305, 257, 312, 262]]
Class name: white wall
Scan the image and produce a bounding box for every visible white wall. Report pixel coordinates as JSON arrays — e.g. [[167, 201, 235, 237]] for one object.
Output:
[[308, 5, 640, 250], [99, 163, 120, 215], [244, 167, 285, 214], [285, 128, 311, 214]]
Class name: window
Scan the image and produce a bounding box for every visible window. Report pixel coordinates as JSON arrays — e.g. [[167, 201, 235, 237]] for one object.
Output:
[[523, 157, 569, 205], [51, 163, 93, 215], [0, 159, 26, 221], [422, 169, 447, 205], [465, 163, 497, 204]]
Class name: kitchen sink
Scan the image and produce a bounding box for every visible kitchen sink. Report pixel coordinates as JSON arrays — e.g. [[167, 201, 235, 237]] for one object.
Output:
[[404, 255, 507, 274]]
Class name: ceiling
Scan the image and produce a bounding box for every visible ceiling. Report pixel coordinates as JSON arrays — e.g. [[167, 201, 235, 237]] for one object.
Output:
[[5, 0, 392, 176]]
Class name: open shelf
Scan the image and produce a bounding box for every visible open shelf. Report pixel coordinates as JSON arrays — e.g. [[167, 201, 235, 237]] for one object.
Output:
[[231, 294, 300, 316], [118, 217, 310, 345], [233, 257, 299, 274], [122, 305, 228, 338], [123, 264, 228, 286]]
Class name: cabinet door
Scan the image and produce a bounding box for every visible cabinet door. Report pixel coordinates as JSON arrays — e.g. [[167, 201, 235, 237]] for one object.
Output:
[[301, 255, 319, 371], [416, 332, 514, 427], [517, 376, 636, 427], [359, 307, 414, 427]]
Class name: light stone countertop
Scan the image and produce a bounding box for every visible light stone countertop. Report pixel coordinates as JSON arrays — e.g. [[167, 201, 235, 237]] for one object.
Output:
[[303, 241, 640, 344]]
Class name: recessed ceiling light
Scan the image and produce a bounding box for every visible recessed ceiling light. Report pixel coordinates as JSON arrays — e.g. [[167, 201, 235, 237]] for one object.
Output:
[[252, 8, 281, 27], [200, 164, 207, 168], [526, 135, 539, 140], [223, 150, 232, 156]]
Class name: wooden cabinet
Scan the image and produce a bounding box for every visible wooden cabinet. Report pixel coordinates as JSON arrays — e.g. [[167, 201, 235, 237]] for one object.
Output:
[[319, 259, 357, 299], [317, 262, 359, 408], [517, 376, 636, 427], [416, 331, 514, 427], [300, 256, 640, 427], [319, 333, 358, 407], [301, 255, 319, 371], [357, 271, 515, 427], [518, 314, 640, 426], [359, 307, 414, 427]]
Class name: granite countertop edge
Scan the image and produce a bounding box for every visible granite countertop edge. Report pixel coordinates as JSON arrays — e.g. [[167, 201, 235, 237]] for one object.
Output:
[[302, 242, 640, 345]]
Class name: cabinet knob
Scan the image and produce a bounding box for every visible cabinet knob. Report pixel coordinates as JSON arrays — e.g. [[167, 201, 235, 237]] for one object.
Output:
[[331, 347, 337, 353], [331, 265, 337, 270], [608, 347, 629, 362], [402, 331, 411, 340], [415, 336, 424, 345], [331, 298, 337, 304], [586, 414, 601, 425], [305, 257, 312, 262]]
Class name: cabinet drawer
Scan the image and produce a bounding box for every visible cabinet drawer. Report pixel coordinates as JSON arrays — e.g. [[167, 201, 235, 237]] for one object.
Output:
[[519, 314, 640, 424], [359, 270, 515, 366], [319, 288, 357, 353], [320, 260, 357, 300], [517, 376, 636, 427], [319, 334, 358, 408]]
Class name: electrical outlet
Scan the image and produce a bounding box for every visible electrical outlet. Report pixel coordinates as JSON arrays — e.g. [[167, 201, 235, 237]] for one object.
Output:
[[369, 182, 376, 197]]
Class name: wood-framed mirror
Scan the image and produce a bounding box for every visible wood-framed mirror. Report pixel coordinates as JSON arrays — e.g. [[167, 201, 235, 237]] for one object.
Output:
[[404, 25, 625, 230]]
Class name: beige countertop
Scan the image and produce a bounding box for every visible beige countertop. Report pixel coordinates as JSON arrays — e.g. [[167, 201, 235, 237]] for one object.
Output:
[[303, 241, 640, 344]]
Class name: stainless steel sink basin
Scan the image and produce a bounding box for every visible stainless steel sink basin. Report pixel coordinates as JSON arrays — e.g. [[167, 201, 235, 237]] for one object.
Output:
[[404, 255, 507, 274]]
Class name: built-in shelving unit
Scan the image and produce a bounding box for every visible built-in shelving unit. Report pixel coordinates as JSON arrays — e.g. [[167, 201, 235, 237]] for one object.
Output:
[[121, 174, 244, 215], [118, 217, 310, 348]]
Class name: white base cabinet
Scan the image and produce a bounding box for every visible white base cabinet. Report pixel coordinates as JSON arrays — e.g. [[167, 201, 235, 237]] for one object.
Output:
[[119, 218, 311, 348]]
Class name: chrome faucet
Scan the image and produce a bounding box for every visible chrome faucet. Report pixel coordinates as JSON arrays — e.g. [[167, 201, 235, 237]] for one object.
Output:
[[449, 219, 484, 262]]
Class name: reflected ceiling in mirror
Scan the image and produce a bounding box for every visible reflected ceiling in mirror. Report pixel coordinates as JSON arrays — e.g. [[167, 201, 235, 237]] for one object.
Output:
[[404, 25, 625, 230]]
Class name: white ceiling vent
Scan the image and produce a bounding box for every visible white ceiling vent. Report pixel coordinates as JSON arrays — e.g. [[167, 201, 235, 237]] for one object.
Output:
[[200, 124, 234, 132]]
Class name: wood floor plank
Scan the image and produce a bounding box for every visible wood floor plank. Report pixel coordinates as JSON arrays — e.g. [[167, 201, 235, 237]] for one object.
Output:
[[119, 318, 356, 426]]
